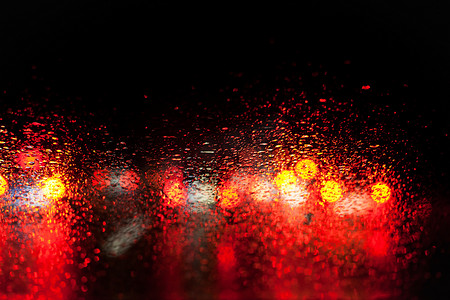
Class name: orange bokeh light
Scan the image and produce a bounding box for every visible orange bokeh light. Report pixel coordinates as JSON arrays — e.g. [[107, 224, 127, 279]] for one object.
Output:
[[218, 184, 240, 209], [42, 176, 66, 200], [294, 159, 318, 180], [274, 170, 298, 194], [0, 174, 7, 196], [371, 182, 391, 204], [320, 180, 343, 203], [163, 179, 187, 208]]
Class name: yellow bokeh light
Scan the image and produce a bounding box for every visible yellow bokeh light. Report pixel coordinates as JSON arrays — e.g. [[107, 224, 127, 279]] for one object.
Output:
[[320, 180, 343, 203], [0, 174, 8, 196], [294, 159, 318, 180], [371, 182, 391, 203], [274, 170, 298, 194], [42, 176, 66, 200]]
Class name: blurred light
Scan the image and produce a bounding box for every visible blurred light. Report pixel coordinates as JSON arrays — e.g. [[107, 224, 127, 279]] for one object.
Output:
[[92, 169, 110, 190], [103, 217, 146, 257], [333, 192, 375, 216], [367, 231, 389, 256], [163, 179, 187, 208], [274, 170, 298, 194], [249, 177, 277, 203], [320, 180, 343, 203], [371, 182, 391, 204], [119, 170, 140, 191], [187, 180, 216, 210], [294, 159, 318, 180], [217, 243, 236, 271], [218, 183, 240, 209], [41, 176, 66, 200], [0, 174, 7, 196], [16, 149, 44, 171]]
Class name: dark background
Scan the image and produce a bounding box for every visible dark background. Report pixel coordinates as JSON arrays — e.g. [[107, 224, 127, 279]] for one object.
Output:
[[1, 2, 450, 297], [1, 1, 449, 187]]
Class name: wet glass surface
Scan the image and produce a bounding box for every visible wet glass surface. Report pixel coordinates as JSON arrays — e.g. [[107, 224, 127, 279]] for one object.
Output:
[[1, 3, 450, 300]]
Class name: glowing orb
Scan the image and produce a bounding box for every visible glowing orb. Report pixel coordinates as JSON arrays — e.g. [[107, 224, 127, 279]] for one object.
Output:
[[294, 159, 318, 180], [371, 182, 391, 203], [42, 177, 66, 200], [218, 184, 240, 209], [0, 174, 7, 196], [274, 170, 298, 194], [163, 179, 187, 207], [320, 180, 343, 203]]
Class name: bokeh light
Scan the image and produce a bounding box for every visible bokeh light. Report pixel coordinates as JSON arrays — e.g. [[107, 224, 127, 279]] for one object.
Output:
[[274, 170, 298, 195], [0, 174, 7, 196], [371, 182, 391, 203], [320, 180, 343, 203], [218, 182, 240, 209], [294, 159, 318, 180], [163, 179, 187, 208], [41, 176, 66, 200]]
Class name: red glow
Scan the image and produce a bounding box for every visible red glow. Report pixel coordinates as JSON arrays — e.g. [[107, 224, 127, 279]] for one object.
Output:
[[362, 85, 371, 90], [92, 169, 110, 190], [119, 170, 140, 191], [217, 244, 236, 271], [16, 149, 44, 171], [367, 231, 389, 256]]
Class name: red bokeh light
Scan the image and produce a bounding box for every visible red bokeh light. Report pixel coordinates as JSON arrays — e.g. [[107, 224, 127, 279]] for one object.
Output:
[[162, 168, 187, 208], [119, 170, 140, 191], [16, 148, 44, 171]]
